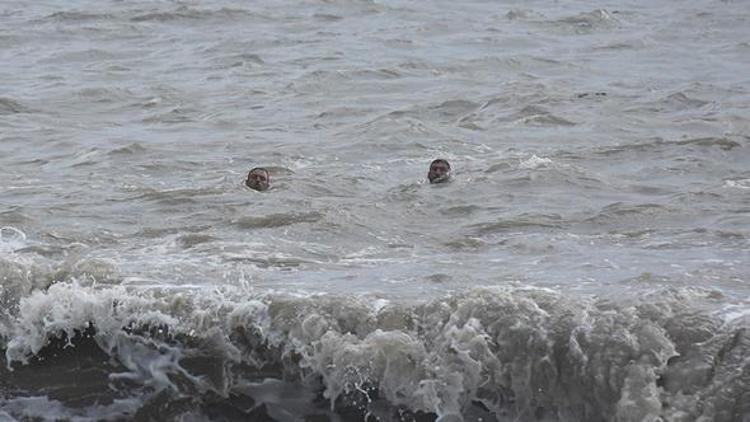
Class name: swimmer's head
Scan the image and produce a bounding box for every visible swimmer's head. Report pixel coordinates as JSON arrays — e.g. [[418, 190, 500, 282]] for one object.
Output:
[[427, 159, 451, 184], [246, 167, 270, 191]]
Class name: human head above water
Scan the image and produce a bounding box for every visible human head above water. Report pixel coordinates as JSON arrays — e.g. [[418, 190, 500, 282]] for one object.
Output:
[[245, 167, 270, 191], [427, 159, 451, 184]]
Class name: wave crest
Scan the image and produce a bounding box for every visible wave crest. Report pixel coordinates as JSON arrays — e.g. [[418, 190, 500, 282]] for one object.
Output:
[[1, 283, 748, 421]]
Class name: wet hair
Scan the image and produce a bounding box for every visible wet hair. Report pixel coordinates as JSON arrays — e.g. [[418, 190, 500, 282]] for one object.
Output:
[[430, 159, 451, 170], [248, 167, 269, 177]]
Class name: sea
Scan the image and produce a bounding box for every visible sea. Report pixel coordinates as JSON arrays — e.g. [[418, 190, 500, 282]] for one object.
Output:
[[1, 0, 749, 420]]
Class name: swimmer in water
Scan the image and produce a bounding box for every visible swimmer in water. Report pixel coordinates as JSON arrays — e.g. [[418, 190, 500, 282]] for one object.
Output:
[[427, 159, 451, 184], [245, 167, 270, 191]]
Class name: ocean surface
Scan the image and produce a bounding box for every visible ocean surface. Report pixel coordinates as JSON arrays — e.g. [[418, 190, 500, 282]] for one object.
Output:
[[1, 0, 749, 420]]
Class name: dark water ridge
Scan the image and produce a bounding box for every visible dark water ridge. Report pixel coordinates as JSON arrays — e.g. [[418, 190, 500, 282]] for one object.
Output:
[[1, 281, 749, 422]]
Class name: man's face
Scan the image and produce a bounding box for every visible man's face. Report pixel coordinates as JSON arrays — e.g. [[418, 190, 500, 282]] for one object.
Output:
[[246, 169, 270, 191], [428, 160, 451, 184]]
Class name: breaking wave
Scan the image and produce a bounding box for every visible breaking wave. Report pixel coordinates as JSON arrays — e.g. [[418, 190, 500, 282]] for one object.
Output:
[[1, 279, 748, 421]]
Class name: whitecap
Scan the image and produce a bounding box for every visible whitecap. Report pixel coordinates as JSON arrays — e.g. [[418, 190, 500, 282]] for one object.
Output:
[[724, 178, 750, 189], [519, 154, 553, 169]]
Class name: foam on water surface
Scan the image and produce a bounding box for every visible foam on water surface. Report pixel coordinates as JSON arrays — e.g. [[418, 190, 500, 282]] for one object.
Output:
[[0, 281, 748, 421], [1, 0, 750, 419]]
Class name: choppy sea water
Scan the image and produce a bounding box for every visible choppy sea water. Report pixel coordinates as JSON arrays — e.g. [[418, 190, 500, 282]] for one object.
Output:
[[1, 0, 749, 420]]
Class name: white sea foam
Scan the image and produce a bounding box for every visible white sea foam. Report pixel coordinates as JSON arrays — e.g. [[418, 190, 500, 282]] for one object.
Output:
[[1, 282, 747, 420], [0, 227, 26, 256], [519, 155, 553, 169], [1, 0, 750, 419], [724, 178, 750, 189], [0, 396, 141, 422]]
